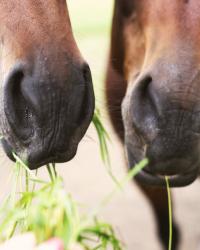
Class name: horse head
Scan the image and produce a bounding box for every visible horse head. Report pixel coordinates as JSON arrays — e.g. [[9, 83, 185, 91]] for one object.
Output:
[[115, 0, 200, 186]]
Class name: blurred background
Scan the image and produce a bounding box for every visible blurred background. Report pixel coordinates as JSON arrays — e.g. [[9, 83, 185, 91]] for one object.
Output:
[[1, 0, 200, 249]]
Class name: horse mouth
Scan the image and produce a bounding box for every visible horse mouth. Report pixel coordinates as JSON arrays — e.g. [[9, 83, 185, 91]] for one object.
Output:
[[1, 138, 77, 169], [134, 168, 198, 187], [126, 148, 199, 187]]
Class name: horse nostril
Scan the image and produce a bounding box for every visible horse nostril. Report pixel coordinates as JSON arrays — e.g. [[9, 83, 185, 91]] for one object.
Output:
[[82, 63, 91, 83], [137, 76, 152, 99], [131, 75, 159, 135], [77, 63, 94, 124], [4, 64, 34, 142]]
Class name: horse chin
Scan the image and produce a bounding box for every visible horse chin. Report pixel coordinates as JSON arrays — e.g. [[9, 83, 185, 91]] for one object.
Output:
[[126, 146, 199, 188], [27, 148, 77, 170], [134, 168, 198, 188]]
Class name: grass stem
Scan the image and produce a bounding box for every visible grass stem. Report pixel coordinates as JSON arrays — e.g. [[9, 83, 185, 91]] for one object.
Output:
[[165, 176, 172, 250], [46, 164, 54, 182]]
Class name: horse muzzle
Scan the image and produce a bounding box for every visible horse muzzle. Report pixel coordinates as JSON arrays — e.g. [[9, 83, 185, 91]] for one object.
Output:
[[0, 61, 95, 169]]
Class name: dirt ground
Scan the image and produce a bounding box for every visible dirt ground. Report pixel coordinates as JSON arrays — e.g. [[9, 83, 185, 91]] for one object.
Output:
[[1, 119, 200, 250]]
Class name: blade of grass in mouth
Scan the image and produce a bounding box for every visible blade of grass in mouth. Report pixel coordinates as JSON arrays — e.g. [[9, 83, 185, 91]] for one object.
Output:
[[165, 176, 173, 250]]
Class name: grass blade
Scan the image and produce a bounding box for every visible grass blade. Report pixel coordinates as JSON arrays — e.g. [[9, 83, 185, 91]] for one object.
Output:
[[93, 110, 122, 186], [165, 176, 173, 250]]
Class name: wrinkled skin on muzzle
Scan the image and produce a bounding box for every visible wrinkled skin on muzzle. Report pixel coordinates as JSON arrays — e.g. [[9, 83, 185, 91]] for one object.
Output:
[[110, 0, 200, 187], [0, 1, 95, 169]]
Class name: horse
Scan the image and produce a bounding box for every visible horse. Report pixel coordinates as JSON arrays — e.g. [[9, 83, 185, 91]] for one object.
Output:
[[106, 0, 200, 249], [0, 0, 95, 169]]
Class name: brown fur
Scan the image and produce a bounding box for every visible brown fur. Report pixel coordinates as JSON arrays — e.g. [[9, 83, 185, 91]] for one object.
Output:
[[0, 1, 83, 75]]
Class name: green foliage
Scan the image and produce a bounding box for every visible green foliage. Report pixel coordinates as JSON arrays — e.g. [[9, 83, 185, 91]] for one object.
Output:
[[92, 110, 110, 166], [0, 157, 148, 250], [0, 161, 124, 250], [93, 109, 122, 187]]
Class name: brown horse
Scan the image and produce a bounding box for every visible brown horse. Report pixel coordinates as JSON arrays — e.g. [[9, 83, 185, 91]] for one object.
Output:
[[0, 1, 94, 169], [106, 0, 200, 249]]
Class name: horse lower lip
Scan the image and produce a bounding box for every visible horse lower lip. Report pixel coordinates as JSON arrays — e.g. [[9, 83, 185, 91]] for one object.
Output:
[[28, 154, 72, 169], [1, 138, 76, 169], [26, 147, 77, 169], [135, 169, 198, 188]]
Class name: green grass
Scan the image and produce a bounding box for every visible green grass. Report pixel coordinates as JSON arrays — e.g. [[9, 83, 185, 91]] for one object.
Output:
[[0, 149, 147, 250]]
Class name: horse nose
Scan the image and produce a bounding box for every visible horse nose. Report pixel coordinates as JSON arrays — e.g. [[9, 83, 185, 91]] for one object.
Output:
[[3, 62, 94, 168], [129, 73, 200, 174]]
